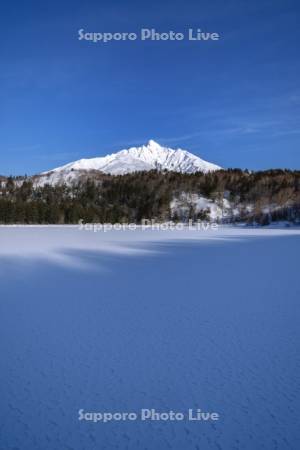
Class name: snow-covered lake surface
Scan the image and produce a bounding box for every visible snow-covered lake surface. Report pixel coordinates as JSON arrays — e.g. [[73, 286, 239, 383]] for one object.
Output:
[[0, 226, 299, 449]]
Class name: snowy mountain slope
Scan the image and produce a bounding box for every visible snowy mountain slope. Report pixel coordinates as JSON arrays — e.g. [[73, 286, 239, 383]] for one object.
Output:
[[170, 192, 235, 221], [37, 140, 221, 185]]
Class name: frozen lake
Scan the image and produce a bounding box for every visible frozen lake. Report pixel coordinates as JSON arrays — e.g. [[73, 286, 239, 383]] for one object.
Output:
[[0, 226, 299, 449]]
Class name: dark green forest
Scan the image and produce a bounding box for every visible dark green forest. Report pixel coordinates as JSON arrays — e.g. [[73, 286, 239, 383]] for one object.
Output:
[[0, 169, 299, 225]]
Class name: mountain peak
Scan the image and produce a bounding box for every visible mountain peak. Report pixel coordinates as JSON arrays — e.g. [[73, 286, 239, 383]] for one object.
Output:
[[146, 139, 161, 148], [39, 141, 221, 185]]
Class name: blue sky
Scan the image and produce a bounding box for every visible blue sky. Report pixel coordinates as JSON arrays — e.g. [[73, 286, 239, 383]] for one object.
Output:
[[0, 0, 300, 175]]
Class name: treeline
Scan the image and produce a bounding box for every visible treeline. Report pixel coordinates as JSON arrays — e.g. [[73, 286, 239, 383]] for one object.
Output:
[[0, 169, 299, 224]]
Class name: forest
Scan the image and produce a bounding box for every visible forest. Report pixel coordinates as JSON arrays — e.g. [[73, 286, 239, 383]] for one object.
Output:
[[0, 169, 299, 225]]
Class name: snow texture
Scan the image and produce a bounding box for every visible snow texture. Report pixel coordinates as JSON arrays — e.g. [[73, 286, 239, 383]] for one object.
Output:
[[0, 226, 299, 450]]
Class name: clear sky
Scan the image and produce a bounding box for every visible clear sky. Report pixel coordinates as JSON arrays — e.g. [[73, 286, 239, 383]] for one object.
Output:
[[1, 0, 300, 175]]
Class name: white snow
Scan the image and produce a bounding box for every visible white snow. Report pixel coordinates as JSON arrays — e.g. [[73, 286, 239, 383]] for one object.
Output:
[[37, 140, 221, 185], [0, 226, 299, 450], [170, 192, 232, 221], [0, 225, 299, 268]]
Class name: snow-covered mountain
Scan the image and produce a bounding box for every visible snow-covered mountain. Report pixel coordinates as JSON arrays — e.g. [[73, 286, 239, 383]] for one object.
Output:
[[36, 140, 221, 185]]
